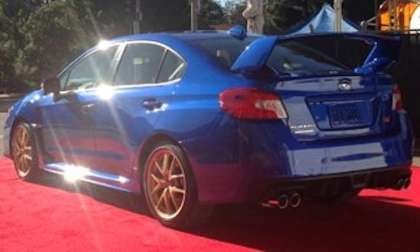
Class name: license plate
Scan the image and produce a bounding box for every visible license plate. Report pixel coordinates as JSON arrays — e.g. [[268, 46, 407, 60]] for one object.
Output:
[[329, 103, 362, 127]]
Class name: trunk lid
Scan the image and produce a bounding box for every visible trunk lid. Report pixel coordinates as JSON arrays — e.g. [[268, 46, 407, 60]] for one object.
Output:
[[232, 33, 399, 141], [272, 75, 393, 141]]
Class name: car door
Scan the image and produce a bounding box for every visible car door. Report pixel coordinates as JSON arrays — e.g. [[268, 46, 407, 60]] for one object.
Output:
[[88, 42, 186, 178], [39, 44, 120, 167]]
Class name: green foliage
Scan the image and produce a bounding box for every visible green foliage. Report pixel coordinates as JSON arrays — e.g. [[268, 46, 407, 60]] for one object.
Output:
[[0, 0, 191, 92], [140, 0, 189, 32], [264, 0, 376, 34], [17, 1, 83, 86], [224, 0, 247, 27], [0, 0, 378, 92], [198, 0, 227, 29], [0, 49, 17, 92], [264, 0, 330, 34]]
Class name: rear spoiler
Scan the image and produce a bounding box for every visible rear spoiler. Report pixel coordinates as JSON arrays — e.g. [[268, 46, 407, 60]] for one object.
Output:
[[231, 33, 401, 75]]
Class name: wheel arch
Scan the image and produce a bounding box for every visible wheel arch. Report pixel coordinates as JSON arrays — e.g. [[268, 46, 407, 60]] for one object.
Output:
[[137, 133, 186, 173], [8, 117, 29, 157], [135, 133, 198, 191]]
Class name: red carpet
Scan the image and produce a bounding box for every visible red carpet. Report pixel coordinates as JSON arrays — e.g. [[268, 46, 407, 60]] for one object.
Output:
[[1, 159, 420, 252]]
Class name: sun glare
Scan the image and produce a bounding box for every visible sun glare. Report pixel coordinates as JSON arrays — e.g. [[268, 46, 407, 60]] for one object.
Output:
[[97, 40, 112, 51], [63, 165, 90, 183], [96, 84, 114, 100]]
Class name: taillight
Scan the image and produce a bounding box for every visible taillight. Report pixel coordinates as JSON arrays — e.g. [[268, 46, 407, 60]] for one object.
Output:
[[392, 85, 404, 112], [219, 88, 288, 120]]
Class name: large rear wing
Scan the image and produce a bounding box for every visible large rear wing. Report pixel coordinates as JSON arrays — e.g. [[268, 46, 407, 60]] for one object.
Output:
[[231, 33, 401, 75]]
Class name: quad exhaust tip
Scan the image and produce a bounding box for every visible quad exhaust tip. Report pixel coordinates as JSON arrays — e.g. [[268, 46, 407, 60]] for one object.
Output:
[[261, 192, 302, 209], [289, 192, 302, 208], [393, 178, 411, 190], [395, 178, 405, 190], [403, 178, 411, 189]]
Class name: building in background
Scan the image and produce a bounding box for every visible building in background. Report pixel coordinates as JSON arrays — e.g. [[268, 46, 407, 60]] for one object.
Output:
[[363, 0, 420, 32], [378, 0, 420, 31]]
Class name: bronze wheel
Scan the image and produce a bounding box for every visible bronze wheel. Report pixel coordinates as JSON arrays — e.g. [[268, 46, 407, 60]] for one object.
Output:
[[11, 122, 38, 179], [145, 147, 187, 220], [142, 143, 212, 228]]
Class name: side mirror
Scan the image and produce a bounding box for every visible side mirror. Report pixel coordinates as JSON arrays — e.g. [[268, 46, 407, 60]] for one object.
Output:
[[42, 77, 60, 96]]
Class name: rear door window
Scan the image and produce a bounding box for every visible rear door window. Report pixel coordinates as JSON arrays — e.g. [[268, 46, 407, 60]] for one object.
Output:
[[157, 51, 185, 82], [115, 43, 165, 85]]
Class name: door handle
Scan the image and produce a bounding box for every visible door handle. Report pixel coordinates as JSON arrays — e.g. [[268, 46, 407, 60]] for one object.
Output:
[[80, 103, 96, 114], [142, 98, 163, 110]]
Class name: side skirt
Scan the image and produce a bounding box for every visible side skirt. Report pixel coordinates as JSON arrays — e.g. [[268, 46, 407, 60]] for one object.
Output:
[[42, 162, 134, 192]]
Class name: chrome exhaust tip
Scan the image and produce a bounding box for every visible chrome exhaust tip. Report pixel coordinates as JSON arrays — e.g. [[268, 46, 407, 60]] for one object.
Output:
[[395, 178, 405, 189], [403, 178, 411, 189], [277, 194, 289, 209], [289, 192, 302, 208]]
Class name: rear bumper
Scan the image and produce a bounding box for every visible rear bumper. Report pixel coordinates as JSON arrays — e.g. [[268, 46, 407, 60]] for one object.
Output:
[[241, 112, 413, 178], [190, 113, 413, 204], [255, 164, 412, 203]]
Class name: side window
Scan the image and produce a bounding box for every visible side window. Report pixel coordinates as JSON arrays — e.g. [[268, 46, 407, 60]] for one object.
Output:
[[65, 46, 118, 91], [157, 51, 185, 82], [59, 71, 69, 90], [115, 43, 165, 85]]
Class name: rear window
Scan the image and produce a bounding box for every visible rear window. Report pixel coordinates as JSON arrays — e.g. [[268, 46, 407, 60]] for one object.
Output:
[[296, 37, 373, 69], [268, 38, 373, 76], [189, 36, 373, 75], [189, 37, 257, 68]]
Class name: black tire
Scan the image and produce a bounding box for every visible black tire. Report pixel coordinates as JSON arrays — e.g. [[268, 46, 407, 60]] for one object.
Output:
[[10, 122, 41, 181], [142, 142, 212, 229]]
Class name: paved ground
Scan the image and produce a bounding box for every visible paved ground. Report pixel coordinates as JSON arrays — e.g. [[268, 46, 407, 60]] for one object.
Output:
[[0, 113, 6, 155]]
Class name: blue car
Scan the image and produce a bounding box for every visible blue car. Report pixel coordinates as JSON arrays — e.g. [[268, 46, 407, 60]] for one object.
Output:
[[4, 27, 413, 227]]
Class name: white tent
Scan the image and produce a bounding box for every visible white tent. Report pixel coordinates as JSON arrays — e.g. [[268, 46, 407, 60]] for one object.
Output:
[[286, 4, 359, 35]]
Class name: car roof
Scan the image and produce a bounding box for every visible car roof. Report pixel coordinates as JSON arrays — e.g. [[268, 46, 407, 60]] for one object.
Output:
[[111, 30, 262, 43], [110, 30, 395, 44]]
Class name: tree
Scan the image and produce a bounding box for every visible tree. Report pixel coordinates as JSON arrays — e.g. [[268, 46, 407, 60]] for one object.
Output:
[[140, 0, 189, 32], [0, 49, 17, 92], [0, 0, 379, 92], [0, 0, 28, 92], [224, 0, 247, 26], [264, 0, 377, 34], [198, 0, 227, 29], [15, 1, 84, 86], [264, 0, 328, 34]]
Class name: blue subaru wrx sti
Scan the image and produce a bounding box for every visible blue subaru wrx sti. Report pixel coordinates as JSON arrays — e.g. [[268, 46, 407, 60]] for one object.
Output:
[[4, 27, 413, 227]]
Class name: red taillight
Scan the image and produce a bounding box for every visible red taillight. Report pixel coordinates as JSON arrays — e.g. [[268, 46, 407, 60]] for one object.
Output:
[[219, 88, 288, 120], [392, 85, 404, 112]]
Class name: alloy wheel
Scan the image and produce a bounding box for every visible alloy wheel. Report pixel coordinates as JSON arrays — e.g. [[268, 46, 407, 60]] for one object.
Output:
[[145, 148, 187, 220], [11, 124, 33, 178]]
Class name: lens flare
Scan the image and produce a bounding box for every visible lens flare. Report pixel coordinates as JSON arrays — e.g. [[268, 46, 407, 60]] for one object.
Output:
[[96, 84, 114, 100], [63, 165, 90, 183], [97, 40, 112, 51]]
